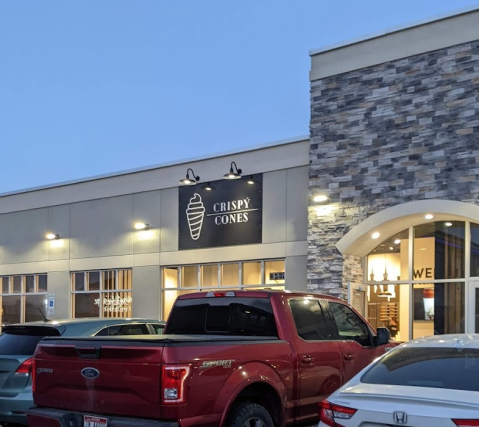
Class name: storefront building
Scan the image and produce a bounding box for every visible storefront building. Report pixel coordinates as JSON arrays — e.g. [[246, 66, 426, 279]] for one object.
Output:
[[308, 7, 479, 339], [3, 7, 479, 342], [0, 137, 309, 324]]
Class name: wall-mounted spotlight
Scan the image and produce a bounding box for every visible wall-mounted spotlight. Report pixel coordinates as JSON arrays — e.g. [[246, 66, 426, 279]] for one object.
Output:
[[246, 175, 256, 185], [202, 182, 215, 191], [223, 161, 242, 180], [313, 194, 329, 203], [134, 222, 149, 231], [179, 168, 200, 185], [46, 233, 60, 240]]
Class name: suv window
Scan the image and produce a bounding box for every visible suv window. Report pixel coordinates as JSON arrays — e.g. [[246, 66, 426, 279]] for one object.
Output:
[[150, 323, 164, 334], [166, 297, 278, 337], [289, 299, 330, 341], [96, 323, 150, 336], [329, 302, 371, 346], [362, 347, 479, 391], [0, 326, 61, 355]]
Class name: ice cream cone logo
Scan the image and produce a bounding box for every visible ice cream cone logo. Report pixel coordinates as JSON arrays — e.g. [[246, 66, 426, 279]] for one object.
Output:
[[186, 193, 205, 240]]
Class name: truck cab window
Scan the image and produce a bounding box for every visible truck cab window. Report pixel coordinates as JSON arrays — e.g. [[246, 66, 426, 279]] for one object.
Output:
[[289, 299, 330, 341], [329, 302, 371, 346]]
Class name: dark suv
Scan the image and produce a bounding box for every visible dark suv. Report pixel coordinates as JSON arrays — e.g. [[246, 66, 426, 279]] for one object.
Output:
[[0, 318, 165, 425]]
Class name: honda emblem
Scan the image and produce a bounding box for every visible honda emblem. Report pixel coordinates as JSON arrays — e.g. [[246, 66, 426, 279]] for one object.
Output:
[[393, 411, 408, 424]]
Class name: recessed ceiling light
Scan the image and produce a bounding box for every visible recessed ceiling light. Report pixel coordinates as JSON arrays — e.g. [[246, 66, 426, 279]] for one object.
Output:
[[445, 222, 452, 227], [420, 248, 427, 251], [425, 214, 434, 220], [389, 247, 394, 250], [394, 239, 401, 244], [372, 232, 380, 239]]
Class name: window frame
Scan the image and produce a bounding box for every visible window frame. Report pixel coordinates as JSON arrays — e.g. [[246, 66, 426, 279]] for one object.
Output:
[[327, 301, 374, 347], [288, 297, 333, 341], [0, 274, 48, 324], [160, 259, 286, 320], [71, 269, 132, 319]]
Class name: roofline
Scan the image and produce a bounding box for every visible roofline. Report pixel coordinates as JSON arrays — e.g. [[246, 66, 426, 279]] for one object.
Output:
[[309, 4, 479, 56], [0, 135, 309, 198]]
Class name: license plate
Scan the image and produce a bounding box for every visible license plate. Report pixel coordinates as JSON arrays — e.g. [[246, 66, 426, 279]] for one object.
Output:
[[84, 415, 108, 427]]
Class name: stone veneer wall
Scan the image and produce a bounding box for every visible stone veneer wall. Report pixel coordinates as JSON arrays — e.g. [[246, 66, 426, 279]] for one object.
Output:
[[308, 40, 479, 298]]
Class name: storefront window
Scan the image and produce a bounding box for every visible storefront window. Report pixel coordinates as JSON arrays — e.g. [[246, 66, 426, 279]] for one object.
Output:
[[471, 223, 479, 277], [243, 262, 261, 285], [13, 276, 22, 293], [367, 230, 409, 282], [0, 274, 48, 325], [413, 283, 464, 338], [221, 263, 239, 286], [25, 294, 49, 322], [476, 289, 479, 333], [181, 266, 198, 287], [414, 221, 465, 280], [71, 269, 132, 318], [161, 259, 285, 319], [367, 284, 408, 341], [265, 261, 286, 285], [366, 221, 471, 339], [202, 264, 218, 287], [1, 296, 21, 325]]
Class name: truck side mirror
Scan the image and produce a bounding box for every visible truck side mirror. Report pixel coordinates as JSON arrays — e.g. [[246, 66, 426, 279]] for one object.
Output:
[[375, 327, 390, 346]]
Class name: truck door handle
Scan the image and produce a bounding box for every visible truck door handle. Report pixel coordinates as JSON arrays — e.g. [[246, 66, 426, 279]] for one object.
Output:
[[301, 355, 314, 364], [344, 353, 355, 361]]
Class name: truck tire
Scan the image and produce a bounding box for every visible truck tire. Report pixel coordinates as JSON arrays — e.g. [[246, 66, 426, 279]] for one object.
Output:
[[227, 402, 274, 427]]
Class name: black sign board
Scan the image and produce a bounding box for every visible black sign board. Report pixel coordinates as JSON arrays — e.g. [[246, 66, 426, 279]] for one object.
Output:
[[179, 174, 262, 250]]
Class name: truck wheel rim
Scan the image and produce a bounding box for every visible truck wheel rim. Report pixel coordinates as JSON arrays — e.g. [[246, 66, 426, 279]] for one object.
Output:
[[243, 418, 266, 427]]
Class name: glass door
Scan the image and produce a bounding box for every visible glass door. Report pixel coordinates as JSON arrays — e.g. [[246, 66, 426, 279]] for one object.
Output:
[[468, 281, 479, 333]]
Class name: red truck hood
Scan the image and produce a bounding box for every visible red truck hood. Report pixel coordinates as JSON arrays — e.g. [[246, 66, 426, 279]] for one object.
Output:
[[33, 337, 166, 420]]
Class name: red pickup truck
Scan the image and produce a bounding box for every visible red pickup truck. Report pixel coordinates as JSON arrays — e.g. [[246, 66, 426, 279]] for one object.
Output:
[[28, 290, 395, 427]]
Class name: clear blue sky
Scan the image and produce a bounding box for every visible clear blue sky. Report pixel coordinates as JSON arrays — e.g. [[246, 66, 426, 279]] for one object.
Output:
[[1, 1, 478, 193]]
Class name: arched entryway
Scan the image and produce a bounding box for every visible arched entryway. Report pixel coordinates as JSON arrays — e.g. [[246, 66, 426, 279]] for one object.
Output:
[[336, 200, 479, 340]]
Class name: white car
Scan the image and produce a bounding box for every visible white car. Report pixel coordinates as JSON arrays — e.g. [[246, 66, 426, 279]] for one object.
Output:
[[318, 334, 479, 427]]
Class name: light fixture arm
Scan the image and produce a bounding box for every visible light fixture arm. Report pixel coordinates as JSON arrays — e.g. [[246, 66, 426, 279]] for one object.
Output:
[[186, 168, 200, 182], [229, 161, 242, 175]]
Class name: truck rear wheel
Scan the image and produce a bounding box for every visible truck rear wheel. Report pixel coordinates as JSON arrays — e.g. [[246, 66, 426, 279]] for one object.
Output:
[[227, 402, 274, 427]]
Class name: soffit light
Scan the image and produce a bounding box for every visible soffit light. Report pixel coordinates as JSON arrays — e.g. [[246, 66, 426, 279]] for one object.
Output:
[[223, 161, 242, 180], [46, 233, 59, 240], [425, 214, 434, 220], [202, 182, 215, 191], [371, 232, 380, 239], [313, 194, 329, 203], [179, 168, 200, 185], [134, 222, 149, 230]]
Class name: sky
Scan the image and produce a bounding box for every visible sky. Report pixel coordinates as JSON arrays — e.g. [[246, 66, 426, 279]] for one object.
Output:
[[1, 0, 479, 194]]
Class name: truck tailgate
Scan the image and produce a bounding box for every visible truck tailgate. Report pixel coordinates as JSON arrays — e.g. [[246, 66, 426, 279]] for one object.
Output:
[[33, 338, 165, 419]]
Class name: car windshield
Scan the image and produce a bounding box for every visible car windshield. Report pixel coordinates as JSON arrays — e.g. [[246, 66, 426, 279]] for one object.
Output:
[[166, 297, 278, 337], [361, 347, 479, 392]]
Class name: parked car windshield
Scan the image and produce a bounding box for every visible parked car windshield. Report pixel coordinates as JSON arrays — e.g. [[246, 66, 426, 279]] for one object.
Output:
[[361, 347, 479, 392], [166, 297, 278, 337], [0, 326, 61, 355]]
